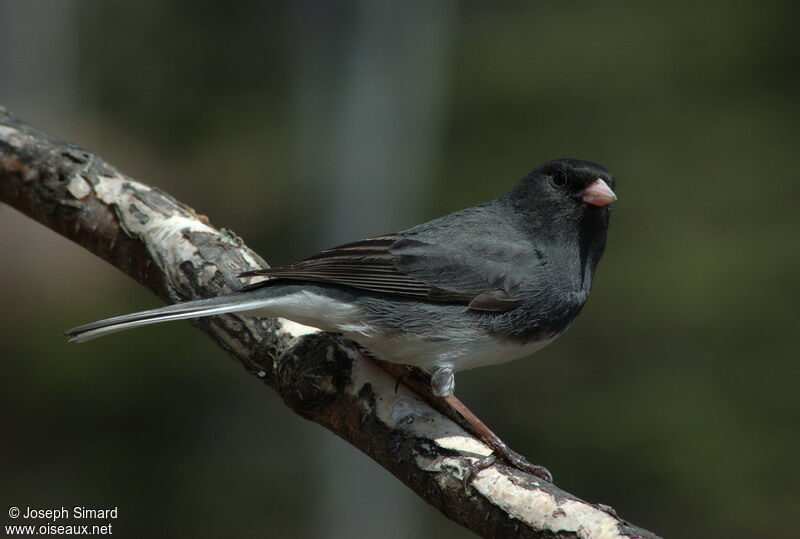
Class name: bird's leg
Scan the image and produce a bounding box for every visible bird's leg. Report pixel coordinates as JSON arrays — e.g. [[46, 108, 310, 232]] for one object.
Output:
[[430, 366, 553, 484], [441, 389, 553, 484], [430, 366, 455, 397], [367, 353, 553, 484]]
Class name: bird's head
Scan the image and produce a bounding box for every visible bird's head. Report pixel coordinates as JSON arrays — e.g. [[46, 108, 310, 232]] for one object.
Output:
[[500, 158, 617, 286], [503, 158, 616, 226]]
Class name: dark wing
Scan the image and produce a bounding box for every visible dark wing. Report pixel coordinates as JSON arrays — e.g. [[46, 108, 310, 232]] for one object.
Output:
[[238, 232, 524, 312]]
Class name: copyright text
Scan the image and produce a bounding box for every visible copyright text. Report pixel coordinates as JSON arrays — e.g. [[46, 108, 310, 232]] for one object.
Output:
[[5, 506, 117, 536]]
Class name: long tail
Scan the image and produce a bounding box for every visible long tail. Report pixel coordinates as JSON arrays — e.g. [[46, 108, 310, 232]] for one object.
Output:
[[64, 291, 274, 343]]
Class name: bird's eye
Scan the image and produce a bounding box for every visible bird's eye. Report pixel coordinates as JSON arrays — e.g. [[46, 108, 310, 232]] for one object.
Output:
[[551, 170, 568, 188]]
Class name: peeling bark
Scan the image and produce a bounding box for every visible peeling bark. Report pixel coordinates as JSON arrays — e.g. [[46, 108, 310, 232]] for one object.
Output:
[[0, 106, 660, 539]]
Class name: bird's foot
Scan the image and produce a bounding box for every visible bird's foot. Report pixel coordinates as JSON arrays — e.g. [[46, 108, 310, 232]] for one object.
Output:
[[365, 357, 554, 485], [440, 392, 554, 486], [487, 441, 552, 481], [463, 442, 552, 486]]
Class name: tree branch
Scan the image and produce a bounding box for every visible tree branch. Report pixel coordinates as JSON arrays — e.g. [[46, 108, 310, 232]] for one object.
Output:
[[0, 106, 660, 539]]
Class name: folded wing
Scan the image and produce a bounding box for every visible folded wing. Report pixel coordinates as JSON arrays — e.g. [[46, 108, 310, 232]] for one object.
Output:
[[239, 231, 526, 312]]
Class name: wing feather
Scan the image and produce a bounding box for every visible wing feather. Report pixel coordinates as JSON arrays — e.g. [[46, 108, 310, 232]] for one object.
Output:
[[239, 231, 523, 311]]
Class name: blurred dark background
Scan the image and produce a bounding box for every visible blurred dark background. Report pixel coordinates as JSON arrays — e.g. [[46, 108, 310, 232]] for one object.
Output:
[[2, 1, 798, 537]]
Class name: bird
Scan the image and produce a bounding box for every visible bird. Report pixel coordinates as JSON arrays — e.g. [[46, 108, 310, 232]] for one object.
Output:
[[65, 157, 616, 480]]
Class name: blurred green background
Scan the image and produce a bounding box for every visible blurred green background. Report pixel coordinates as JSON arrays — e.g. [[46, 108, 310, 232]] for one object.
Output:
[[2, 1, 798, 537]]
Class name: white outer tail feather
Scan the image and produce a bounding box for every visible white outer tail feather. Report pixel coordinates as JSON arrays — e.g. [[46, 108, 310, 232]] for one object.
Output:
[[64, 292, 275, 343]]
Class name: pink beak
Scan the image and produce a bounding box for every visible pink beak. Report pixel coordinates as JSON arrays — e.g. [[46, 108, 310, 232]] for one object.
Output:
[[581, 178, 617, 207]]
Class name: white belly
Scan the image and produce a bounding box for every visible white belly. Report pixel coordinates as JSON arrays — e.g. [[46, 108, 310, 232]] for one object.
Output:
[[352, 329, 557, 373], [257, 290, 558, 373]]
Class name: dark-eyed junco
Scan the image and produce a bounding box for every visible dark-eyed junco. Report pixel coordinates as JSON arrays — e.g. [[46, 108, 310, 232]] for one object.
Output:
[[65, 158, 615, 479]]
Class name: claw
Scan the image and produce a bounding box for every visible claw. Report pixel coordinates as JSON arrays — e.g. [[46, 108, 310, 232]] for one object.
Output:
[[462, 454, 497, 488], [368, 358, 555, 487], [501, 449, 553, 483], [462, 449, 553, 488]]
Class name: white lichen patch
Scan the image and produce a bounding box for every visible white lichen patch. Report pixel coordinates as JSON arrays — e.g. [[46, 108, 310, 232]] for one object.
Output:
[[93, 173, 152, 198], [66, 174, 92, 199], [93, 173, 217, 275], [238, 250, 264, 270], [148, 214, 217, 263], [348, 353, 492, 457], [0, 125, 20, 142], [0, 126, 26, 150], [435, 434, 492, 456], [196, 263, 218, 284], [473, 470, 623, 539], [347, 351, 624, 537], [278, 319, 321, 339], [414, 453, 466, 474]]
